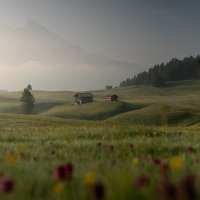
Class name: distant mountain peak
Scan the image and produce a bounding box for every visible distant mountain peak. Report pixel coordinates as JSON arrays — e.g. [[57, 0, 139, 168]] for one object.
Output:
[[0, 19, 143, 90], [25, 18, 49, 32]]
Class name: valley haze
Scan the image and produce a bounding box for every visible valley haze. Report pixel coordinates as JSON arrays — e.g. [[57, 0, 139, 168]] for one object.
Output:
[[0, 19, 143, 91], [1, 0, 200, 91]]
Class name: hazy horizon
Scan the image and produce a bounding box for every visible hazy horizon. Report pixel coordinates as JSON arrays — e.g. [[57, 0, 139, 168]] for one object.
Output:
[[0, 0, 200, 91], [0, 19, 144, 91]]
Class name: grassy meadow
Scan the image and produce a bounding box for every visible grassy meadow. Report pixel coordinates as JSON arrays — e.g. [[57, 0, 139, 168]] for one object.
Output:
[[0, 80, 200, 200]]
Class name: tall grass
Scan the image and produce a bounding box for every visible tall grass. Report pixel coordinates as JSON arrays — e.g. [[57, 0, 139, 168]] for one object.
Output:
[[0, 115, 199, 200]]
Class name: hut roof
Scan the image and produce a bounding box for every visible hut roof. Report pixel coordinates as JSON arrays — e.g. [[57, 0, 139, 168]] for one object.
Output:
[[105, 94, 118, 98], [74, 93, 93, 98]]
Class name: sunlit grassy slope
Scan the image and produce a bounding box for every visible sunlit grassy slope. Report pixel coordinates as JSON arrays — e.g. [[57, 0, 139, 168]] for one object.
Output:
[[41, 101, 143, 120], [0, 80, 200, 124], [92, 80, 200, 101], [0, 91, 71, 114]]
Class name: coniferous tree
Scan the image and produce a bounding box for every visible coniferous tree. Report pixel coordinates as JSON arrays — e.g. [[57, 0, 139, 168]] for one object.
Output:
[[150, 72, 165, 87], [119, 55, 200, 87], [20, 85, 35, 114]]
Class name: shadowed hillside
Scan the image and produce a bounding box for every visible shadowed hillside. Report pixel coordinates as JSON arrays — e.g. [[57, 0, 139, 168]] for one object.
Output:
[[108, 104, 200, 126]]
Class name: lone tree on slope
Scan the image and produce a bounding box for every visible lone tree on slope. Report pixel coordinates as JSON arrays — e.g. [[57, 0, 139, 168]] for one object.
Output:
[[20, 84, 35, 114]]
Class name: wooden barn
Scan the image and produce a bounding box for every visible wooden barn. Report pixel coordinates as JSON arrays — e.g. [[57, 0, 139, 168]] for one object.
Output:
[[105, 94, 118, 101], [74, 93, 93, 104]]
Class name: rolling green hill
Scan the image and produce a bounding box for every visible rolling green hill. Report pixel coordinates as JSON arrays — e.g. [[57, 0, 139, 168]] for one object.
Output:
[[93, 80, 200, 100], [0, 90, 70, 114], [41, 101, 143, 120], [0, 80, 200, 125], [108, 104, 200, 126]]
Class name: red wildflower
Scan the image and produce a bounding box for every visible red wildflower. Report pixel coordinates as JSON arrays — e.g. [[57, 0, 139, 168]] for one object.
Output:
[[55, 162, 74, 181], [91, 182, 105, 200], [187, 146, 196, 154], [159, 182, 176, 200], [0, 178, 14, 193], [55, 165, 66, 180], [159, 163, 169, 181], [180, 174, 197, 200], [158, 163, 177, 200], [152, 157, 161, 166], [135, 175, 149, 189], [64, 162, 74, 180], [96, 142, 102, 147], [107, 145, 114, 152]]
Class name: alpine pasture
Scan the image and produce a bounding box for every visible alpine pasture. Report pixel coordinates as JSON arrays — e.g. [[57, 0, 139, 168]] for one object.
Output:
[[0, 80, 199, 200]]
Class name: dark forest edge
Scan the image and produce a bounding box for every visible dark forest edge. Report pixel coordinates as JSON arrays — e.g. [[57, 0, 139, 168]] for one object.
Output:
[[120, 55, 200, 88]]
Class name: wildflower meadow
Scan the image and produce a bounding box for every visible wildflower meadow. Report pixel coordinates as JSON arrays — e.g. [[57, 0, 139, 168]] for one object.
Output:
[[0, 115, 199, 200]]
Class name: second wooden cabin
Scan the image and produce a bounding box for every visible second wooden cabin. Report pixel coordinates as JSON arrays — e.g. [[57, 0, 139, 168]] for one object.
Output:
[[105, 94, 118, 101]]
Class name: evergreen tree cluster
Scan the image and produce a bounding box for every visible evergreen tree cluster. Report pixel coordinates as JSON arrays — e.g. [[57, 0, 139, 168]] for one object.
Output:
[[120, 55, 200, 87]]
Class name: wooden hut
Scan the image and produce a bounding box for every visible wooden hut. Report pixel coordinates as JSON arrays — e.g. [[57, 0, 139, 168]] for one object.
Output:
[[74, 93, 93, 104], [105, 94, 118, 101]]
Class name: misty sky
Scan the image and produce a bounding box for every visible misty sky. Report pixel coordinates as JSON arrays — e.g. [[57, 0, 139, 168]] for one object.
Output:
[[0, 0, 200, 91]]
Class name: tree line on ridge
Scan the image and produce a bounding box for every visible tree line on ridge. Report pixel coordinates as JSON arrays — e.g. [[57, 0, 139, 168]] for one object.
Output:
[[120, 55, 200, 87]]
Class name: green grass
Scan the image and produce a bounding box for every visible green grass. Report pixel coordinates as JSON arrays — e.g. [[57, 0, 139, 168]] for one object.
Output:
[[108, 104, 200, 125], [0, 80, 200, 199], [41, 101, 143, 120], [0, 101, 67, 115], [92, 80, 200, 100], [0, 114, 199, 200], [0, 91, 69, 114]]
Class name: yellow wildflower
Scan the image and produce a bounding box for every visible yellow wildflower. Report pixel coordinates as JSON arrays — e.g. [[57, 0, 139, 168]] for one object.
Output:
[[83, 172, 96, 185], [132, 157, 139, 165], [53, 182, 64, 194], [64, 140, 68, 144], [170, 156, 184, 170], [4, 152, 17, 166]]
